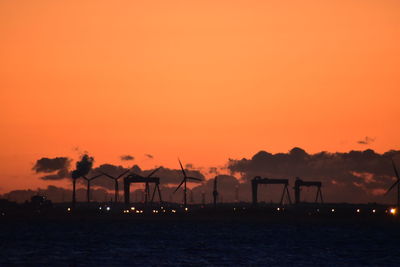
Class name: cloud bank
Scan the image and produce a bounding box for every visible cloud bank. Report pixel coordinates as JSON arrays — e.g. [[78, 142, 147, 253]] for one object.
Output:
[[228, 147, 400, 203], [33, 157, 71, 180], [28, 148, 400, 204]]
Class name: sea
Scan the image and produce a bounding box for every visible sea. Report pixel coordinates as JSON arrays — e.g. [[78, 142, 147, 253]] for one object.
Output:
[[1, 219, 399, 266]]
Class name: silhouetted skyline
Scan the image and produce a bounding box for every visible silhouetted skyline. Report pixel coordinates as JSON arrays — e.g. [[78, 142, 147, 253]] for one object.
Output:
[[1, 147, 398, 204]]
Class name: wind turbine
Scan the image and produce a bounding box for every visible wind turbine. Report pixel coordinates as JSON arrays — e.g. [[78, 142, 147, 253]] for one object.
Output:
[[385, 159, 400, 209], [173, 159, 201, 209], [82, 174, 103, 203], [99, 169, 131, 202]]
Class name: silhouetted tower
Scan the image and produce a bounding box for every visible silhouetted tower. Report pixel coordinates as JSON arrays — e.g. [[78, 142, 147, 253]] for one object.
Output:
[[213, 176, 219, 209], [174, 159, 201, 209], [82, 174, 102, 203], [123, 168, 162, 206], [72, 177, 77, 207], [100, 169, 130, 203], [251, 176, 291, 205], [385, 159, 400, 209], [294, 177, 323, 204]]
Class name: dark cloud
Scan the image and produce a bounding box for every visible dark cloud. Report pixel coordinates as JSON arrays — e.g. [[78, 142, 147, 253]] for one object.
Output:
[[120, 155, 134, 161], [358, 136, 375, 145], [33, 157, 70, 173], [41, 170, 68, 181], [145, 154, 154, 159], [33, 157, 71, 180], [71, 154, 94, 179], [228, 147, 400, 203]]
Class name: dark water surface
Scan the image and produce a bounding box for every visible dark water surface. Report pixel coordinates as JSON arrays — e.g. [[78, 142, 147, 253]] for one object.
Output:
[[1, 219, 399, 266]]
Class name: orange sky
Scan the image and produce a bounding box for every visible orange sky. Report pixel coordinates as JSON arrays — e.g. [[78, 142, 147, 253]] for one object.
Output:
[[1, 0, 399, 193]]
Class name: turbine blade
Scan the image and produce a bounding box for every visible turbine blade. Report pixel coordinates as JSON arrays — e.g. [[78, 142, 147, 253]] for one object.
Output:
[[173, 179, 185, 193], [90, 174, 103, 181], [392, 159, 400, 180], [117, 169, 130, 179], [178, 158, 187, 178], [147, 167, 161, 178], [385, 180, 400, 195], [99, 171, 115, 179], [187, 177, 201, 181]]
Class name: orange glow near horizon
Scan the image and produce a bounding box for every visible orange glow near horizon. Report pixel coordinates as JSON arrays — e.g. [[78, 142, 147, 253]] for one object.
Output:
[[0, 0, 399, 193]]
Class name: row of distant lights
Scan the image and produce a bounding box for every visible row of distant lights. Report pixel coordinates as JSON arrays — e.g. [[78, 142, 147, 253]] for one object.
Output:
[[122, 207, 188, 214], [98, 206, 111, 211], [67, 206, 185, 214], [272, 207, 398, 215], [329, 208, 397, 215], [67, 207, 397, 215]]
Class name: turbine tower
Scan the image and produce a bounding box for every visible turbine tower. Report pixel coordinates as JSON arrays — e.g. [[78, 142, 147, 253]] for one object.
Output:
[[82, 174, 103, 203], [100, 169, 131, 202], [385, 159, 400, 209]]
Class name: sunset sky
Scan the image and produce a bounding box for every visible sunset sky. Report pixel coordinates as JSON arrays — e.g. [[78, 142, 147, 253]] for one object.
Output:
[[1, 0, 399, 194]]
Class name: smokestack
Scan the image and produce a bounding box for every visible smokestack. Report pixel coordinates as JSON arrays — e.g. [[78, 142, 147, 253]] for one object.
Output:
[[71, 154, 94, 208]]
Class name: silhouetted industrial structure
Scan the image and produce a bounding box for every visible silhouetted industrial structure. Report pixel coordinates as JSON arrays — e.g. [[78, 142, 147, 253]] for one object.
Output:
[[72, 177, 77, 208], [213, 176, 219, 209], [251, 176, 291, 205], [294, 177, 323, 204], [124, 169, 162, 205]]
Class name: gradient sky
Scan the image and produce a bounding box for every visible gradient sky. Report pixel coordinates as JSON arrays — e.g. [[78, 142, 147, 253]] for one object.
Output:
[[1, 0, 399, 193]]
